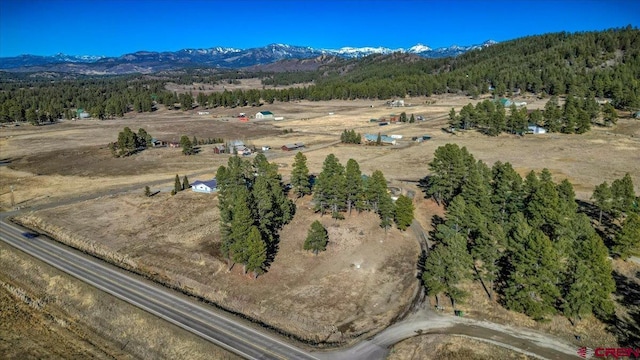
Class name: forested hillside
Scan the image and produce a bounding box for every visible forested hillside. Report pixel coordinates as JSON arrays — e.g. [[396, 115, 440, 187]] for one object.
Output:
[[1, 27, 638, 123], [266, 27, 639, 107]]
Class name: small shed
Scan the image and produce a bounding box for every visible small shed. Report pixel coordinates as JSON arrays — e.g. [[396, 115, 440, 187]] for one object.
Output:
[[191, 179, 217, 194], [168, 142, 180, 148], [213, 144, 226, 154], [281, 143, 304, 151], [151, 138, 167, 147]]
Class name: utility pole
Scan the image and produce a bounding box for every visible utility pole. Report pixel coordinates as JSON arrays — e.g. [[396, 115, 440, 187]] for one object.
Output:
[[10, 185, 15, 208]]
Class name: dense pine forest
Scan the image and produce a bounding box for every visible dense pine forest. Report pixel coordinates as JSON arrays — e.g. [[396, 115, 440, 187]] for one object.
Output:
[[0, 27, 638, 123], [422, 143, 639, 323]]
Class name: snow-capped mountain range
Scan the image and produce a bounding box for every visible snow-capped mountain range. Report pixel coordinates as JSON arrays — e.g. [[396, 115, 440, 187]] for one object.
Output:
[[0, 40, 497, 74]]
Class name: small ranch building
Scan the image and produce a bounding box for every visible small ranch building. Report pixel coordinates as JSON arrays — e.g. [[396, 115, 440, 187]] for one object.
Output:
[[213, 144, 226, 154], [281, 143, 305, 151], [256, 111, 274, 120], [364, 134, 397, 145], [528, 125, 547, 134], [191, 179, 217, 193]]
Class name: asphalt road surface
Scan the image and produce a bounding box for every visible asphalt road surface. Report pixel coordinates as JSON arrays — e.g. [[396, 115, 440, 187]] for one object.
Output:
[[0, 219, 319, 360]]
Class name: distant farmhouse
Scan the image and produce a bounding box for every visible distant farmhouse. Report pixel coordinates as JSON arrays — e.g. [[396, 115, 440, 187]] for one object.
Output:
[[387, 99, 405, 107], [256, 111, 274, 120], [213, 144, 226, 154], [191, 179, 217, 194], [281, 143, 305, 151], [76, 108, 90, 119], [364, 134, 397, 145]]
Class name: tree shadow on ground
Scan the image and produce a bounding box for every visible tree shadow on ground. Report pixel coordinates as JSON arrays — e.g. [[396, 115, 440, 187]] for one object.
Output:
[[607, 271, 640, 347]]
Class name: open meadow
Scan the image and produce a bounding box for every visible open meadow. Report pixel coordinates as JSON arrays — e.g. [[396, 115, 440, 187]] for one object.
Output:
[[2, 93, 640, 348]]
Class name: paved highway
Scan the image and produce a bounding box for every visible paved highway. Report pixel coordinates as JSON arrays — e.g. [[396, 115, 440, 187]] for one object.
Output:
[[0, 219, 319, 360]]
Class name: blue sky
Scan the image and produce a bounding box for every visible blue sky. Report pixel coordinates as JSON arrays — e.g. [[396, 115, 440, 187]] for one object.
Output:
[[0, 0, 638, 57]]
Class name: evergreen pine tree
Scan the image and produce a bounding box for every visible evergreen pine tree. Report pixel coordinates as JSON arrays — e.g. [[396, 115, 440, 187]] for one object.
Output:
[[180, 135, 193, 155], [394, 195, 414, 231], [313, 154, 346, 219], [613, 213, 640, 260], [174, 174, 181, 193], [182, 175, 190, 190], [345, 159, 364, 214], [144, 186, 151, 197], [423, 227, 473, 308], [491, 161, 524, 223], [291, 152, 311, 199], [245, 226, 266, 278], [502, 229, 560, 320], [591, 181, 613, 223], [611, 173, 636, 215], [229, 187, 254, 271], [304, 220, 329, 255]]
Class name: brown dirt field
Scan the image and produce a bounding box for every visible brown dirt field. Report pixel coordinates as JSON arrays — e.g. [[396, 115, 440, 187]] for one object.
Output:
[[388, 334, 532, 360], [14, 191, 419, 344], [0, 242, 240, 360]]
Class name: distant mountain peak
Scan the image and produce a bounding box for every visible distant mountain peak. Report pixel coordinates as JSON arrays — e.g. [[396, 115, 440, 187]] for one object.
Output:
[[0, 40, 497, 74]]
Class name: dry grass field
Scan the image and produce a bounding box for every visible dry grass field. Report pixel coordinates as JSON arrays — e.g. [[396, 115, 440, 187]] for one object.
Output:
[[0, 242, 240, 360], [1, 93, 639, 350], [388, 334, 533, 360]]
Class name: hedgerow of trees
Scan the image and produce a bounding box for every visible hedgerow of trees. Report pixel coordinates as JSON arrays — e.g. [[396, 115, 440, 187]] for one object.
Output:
[[422, 143, 617, 323], [340, 129, 361, 144], [110, 127, 152, 157], [447, 95, 611, 135], [216, 154, 295, 278], [311, 154, 404, 231], [591, 173, 640, 259]]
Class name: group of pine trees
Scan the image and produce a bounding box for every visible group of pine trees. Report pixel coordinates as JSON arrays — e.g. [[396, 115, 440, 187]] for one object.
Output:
[[340, 129, 361, 144], [0, 76, 166, 122], [216, 154, 295, 278], [423, 143, 620, 323], [291, 152, 414, 231], [171, 174, 190, 195], [591, 173, 640, 259], [448, 95, 613, 136], [109, 127, 152, 157]]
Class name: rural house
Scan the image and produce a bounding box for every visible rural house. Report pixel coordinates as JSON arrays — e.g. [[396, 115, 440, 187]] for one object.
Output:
[[256, 111, 274, 120], [364, 134, 397, 145], [151, 138, 167, 147], [191, 179, 217, 193]]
